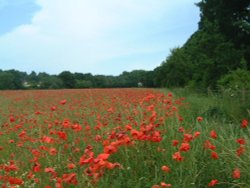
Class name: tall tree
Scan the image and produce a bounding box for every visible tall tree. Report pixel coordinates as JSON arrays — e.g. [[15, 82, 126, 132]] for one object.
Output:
[[58, 71, 76, 88]]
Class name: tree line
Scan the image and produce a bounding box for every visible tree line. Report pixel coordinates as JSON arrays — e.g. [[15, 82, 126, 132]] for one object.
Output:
[[0, 69, 157, 89], [154, 0, 250, 90], [0, 0, 249, 90]]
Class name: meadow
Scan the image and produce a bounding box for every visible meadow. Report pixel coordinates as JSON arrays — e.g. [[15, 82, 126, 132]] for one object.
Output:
[[0, 88, 249, 188]]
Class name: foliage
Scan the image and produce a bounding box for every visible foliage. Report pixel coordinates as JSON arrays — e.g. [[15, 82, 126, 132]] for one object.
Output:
[[154, 0, 250, 90], [218, 68, 250, 90]]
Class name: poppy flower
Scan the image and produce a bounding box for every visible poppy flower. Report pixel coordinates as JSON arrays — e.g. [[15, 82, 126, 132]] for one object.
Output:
[[232, 168, 240, 179], [241, 119, 248, 128], [160, 182, 172, 187], [236, 138, 246, 145], [57, 131, 67, 140], [183, 134, 193, 142], [8, 177, 24, 185], [67, 163, 76, 169], [208, 179, 218, 187], [197, 116, 203, 122], [172, 140, 179, 146], [236, 146, 245, 156], [179, 142, 190, 152], [210, 130, 217, 139], [60, 99, 67, 105], [193, 131, 201, 138], [161, 165, 170, 173], [211, 151, 219, 159], [172, 152, 184, 161]]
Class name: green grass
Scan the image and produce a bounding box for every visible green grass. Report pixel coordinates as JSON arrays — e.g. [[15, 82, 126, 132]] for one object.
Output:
[[0, 89, 249, 187], [98, 88, 250, 188]]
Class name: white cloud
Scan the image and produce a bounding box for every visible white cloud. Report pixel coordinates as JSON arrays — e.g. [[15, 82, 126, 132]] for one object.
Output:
[[0, 0, 200, 75]]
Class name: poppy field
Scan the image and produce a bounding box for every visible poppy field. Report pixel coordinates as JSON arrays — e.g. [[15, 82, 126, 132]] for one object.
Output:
[[0, 89, 249, 188]]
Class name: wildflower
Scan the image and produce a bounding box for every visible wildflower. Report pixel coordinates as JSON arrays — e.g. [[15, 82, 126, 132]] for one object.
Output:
[[67, 163, 76, 169], [241, 119, 248, 128], [183, 134, 193, 142], [193, 131, 201, 138], [51, 106, 57, 111], [178, 115, 184, 122], [197, 116, 203, 122], [49, 148, 57, 156], [204, 140, 216, 150], [172, 140, 179, 147], [210, 130, 217, 139], [172, 152, 184, 161], [9, 116, 15, 123], [97, 153, 110, 160], [178, 127, 185, 133], [60, 99, 67, 105], [62, 173, 78, 185], [41, 136, 54, 144], [160, 182, 172, 187], [26, 171, 34, 179], [232, 168, 240, 179], [161, 165, 170, 173], [8, 177, 23, 185], [236, 146, 245, 156], [57, 131, 67, 140], [211, 151, 219, 159], [104, 145, 117, 154], [208, 179, 218, 187], [179, 142, 190, 152], [236, 138, 246, 145], [95, 135, 102, 142], [33, 162, 41, 172], [44, 167, 55, 173]]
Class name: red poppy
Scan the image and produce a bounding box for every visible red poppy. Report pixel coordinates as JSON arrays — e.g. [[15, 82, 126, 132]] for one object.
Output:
[[172, 152, 184, 161], [172, 140, 179, 146], [50, 106, 57, 111], [208, 179, 218, 187], [67, 163, 76, 169], [211, 151, 219, 159], [57, 131, 67, 140], [62, 173, 78, 185], [236, 146, 245, 156], [97, 153, 110, 160], [236, 138, 246, 145], [232, 168, 241, 179], [161, 165, 170, 173], [179, 142, 190, 152], [197, 116, 203, 122], [241, 119, 248, 128], [204, 140, 216, 150], [60, 99, 67, 105], [193, 131, 201, 138], [49, 148, 57, 156], [210, 130, 217, 139], [160, 182, 172, 187], [183, 134, 193, 142], [33, 162, 41, 172], [8, 176, 24, 185]]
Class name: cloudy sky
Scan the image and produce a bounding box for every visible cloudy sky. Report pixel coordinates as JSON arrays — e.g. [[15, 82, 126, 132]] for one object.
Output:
[[0, 0, 200, 76]]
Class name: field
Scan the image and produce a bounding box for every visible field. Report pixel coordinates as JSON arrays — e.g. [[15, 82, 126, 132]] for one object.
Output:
[[0, 88, 249, 188]]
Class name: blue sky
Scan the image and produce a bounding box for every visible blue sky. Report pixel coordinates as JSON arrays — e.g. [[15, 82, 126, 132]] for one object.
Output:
[[0, 0, 200, 76]]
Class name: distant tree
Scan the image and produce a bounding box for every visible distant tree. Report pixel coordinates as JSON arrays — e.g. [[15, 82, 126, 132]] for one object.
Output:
[[40, 75, 63, 89], [0, 72, 15, 89], [75, 80, 93, 88], [58, 71, 76, 88]]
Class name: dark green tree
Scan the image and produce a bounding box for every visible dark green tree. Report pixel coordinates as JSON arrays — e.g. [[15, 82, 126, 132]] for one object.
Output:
[[58, 71, 76, 88]]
